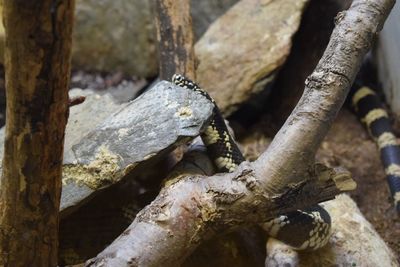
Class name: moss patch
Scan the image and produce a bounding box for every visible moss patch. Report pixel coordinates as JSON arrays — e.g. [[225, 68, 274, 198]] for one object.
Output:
[[62, 145, 121, 189]]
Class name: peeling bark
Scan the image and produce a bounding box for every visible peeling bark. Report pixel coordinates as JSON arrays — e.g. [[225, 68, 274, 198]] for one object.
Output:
[[86, 0, 395, 266], [154, 0, 196, 80], [0, 1, 75, 266]]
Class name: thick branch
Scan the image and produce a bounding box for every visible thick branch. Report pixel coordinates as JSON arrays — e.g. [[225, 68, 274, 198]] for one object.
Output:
[[154, 0, 195, 80], [0, 1, 75, 266], [87, 161, 351, 267], [87, 0, 395, 266], [254, 0, 395, 191]]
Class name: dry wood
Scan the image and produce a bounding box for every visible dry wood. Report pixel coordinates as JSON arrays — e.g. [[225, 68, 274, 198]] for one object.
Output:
[[86, 0, 395, 266], [154, 0, 196, 80], [0, 1, 75, 266], [68, 96, 86, 107]]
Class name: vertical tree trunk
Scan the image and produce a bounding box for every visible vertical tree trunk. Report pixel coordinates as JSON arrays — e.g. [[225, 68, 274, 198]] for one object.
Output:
[[0, 1, 75, 266], [154, 0, 196, 80]]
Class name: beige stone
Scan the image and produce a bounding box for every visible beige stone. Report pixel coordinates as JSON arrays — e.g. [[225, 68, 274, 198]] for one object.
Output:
[[0, 1, 239, 77], [265, 195, 398, 267], [195, 0, 309, 115]]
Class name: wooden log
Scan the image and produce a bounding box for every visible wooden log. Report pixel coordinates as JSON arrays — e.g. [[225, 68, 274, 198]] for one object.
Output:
[[0, 1, 75, 265], [154, 0, 196, 80]]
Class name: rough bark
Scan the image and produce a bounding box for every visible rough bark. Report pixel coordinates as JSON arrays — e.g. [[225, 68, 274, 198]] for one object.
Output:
[[0, 1, 75, 266], [86, 0, 395, 266], [154, 0, 196, 80], [86, 152, 352, 267]]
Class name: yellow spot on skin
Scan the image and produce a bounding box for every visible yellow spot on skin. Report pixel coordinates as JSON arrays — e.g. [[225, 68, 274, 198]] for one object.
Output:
[[223, 132, 232, 152], [362, 108, 388, 128], [352, 86, 375, 107], [298, 240, 309, 250], [215, 156, 237, 172], [203, 126, 220, 145], [385, 164, 400, 177], [377, 132, 398, 148]]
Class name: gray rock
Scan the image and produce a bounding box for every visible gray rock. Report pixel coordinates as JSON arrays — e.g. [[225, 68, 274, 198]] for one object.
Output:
[[195, 0, 309, 115], [73, 0, 157, 77], [64, 89, 124, 162], [0, 82, 214, 215], [62, 89, 125, 212], [61, 81, 213, 213]]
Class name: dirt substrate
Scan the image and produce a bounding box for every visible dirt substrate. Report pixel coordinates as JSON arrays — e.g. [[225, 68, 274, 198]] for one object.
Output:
[[318, 109, 400, 259], [236, 108, 400, 261]]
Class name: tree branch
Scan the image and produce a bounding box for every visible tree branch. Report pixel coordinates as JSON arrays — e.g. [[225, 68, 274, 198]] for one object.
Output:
[[86, 0, 395, 266], [254, 0, 395, 191]]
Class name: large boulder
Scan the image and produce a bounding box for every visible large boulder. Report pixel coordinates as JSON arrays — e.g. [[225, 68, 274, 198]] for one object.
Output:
[[266, 194, 398, 267], [72, 0, 157, 77], [195, 0, 310, 115], [265, 195, 398, 267], [0, 0, 239, 77]]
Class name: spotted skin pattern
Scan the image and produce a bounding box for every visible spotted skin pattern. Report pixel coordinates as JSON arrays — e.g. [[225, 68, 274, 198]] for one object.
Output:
[[351, 86, 400, 213], [172, 74, 245, 172], [172, 74, 331, 250]]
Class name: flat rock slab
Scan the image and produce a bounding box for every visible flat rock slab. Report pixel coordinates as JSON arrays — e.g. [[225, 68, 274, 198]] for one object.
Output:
[[195, 0, 309, 115], [0, 81, 213, 214], [61, 81, 213, 213], [0, 88, 124, 175]]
